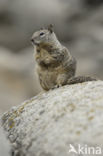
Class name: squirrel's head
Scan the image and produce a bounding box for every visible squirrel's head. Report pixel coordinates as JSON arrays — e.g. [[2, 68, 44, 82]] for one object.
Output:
[[31, 24, 56, 46]]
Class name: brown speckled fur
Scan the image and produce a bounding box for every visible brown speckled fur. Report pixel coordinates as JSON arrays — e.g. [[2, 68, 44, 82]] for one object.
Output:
[[31, 25, 97, 91]]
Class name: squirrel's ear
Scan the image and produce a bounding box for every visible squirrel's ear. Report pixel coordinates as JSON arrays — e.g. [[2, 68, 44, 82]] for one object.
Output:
[[48, 24, 53, 33]]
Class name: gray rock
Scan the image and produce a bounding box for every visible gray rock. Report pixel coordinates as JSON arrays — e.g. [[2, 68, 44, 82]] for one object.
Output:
[[0, 126, 11, 156], [1, 81, 103, 156]]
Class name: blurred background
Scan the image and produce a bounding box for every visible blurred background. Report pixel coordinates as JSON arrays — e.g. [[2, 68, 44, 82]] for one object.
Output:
[[0, 0, 103, 113]]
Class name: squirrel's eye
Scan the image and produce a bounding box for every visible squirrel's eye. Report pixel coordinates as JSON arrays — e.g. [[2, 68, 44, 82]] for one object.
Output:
[[40, 32, 45, 36]]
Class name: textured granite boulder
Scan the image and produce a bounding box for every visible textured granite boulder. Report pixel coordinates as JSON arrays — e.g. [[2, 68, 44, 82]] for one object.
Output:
[[0, 127, 11, 156], [1, 81, 103, 156]]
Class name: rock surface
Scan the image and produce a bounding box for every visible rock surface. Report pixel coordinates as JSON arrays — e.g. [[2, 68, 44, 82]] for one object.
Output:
[[0, 126, 11, 156], [1, 81, 103, 156]]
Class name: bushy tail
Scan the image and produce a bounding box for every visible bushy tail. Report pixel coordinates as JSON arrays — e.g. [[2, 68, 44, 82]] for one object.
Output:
[[67, 76, 97, 85]]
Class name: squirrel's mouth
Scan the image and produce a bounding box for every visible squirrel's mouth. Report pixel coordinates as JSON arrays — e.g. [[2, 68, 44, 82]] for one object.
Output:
[[30, 39, 40, 46]]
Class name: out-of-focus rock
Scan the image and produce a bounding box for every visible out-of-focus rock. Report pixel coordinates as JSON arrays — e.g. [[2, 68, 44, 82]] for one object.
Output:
[[1, 81, 103, 156], [67, 38, 103, 79], [83, 0, 103, 7], [65, 3, 103, 79], [0, 0, 68, 51], [0, 0, 10, 13], [0, 47, 41, 112]]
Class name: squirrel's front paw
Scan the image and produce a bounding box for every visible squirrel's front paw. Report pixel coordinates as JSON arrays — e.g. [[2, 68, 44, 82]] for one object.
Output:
[[57, 74, 67, 87], [51, 85, 59, 90]]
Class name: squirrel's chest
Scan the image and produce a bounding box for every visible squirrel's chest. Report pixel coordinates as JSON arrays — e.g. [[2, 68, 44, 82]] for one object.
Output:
[[36, 46, 51, 57]]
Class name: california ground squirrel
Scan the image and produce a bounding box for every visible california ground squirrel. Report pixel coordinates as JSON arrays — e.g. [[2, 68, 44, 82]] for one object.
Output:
[[31, 24, 96, 91]]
